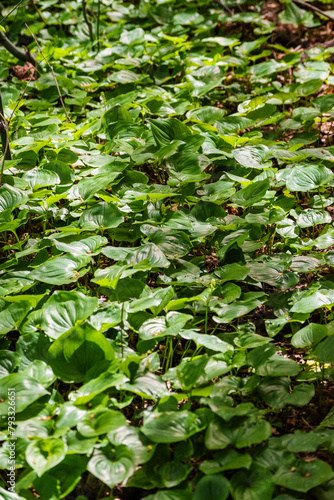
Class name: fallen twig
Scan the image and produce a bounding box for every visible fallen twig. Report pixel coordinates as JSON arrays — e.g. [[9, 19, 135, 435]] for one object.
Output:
[[0, 31, 36, 65], [25, 24, 72, 122], [0, 0, 26, 25], [82, 0, 94, 42], [294, 0, 334, 22]]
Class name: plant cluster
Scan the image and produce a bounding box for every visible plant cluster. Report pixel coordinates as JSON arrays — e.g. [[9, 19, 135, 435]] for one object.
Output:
[[1, 0, 334, 499]]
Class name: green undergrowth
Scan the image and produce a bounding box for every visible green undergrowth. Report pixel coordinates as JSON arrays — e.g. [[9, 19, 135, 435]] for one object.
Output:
[[1, 0, 334, 499]]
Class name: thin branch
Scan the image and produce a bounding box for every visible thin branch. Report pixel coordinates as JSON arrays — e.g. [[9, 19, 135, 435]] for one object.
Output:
[[25, 24, 72, 122], [213, 0, 233, 16], [294, 0, 334, 22], [0, 0, 26, 25], [97, 0, 101, 52], [0, 31, 35, 65], [120, 301, 124, 359], [0, 92, 11, 162], [0, 81, 29, 186], [82, 0, 94, 42], [31, 0, 47, 26]]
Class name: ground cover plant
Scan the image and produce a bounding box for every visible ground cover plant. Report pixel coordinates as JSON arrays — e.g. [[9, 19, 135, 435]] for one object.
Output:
[[1, 0, 334, 498]]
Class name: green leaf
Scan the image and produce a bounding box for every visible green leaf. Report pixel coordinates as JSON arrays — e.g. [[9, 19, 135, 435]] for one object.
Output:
[[129, 286, 174, 315], [77, 407, 127, 437], [52, 234, 107, 256], [141, 411, 205, 443], [76, 172, 121, 201], [200, 449, 252, 474], [26, 438, 67, 476], [160, 460, 192, 488], [0, 373, 48, 414], [108, 425, 156, 464], [0, 300, 32, 335], [258, 378, 314, 409], [179, 329, 233, 353], [79, 202, 124, 230], [16, 331, 52, 370], [23, 167, 60, 189], [193, 475, 230, 500], [291, 323, 328, 348], [231, 467, 274, 500], [313, 336, 334, 363], [232, 180, 270, 207], [87, 444, 135, 488], [0, 487, 27, 500], [255, 354, 301, 377], [148, 229, 192, 259], [273, 460, 333, 492], [187, 106, 226, 124], [41, 290, 98, 339], [205, 417, 272, 450], [0, 184, 27, 211], [0, 350, 20, 378], [233, 146, 271, 169], [215, 263, 250, 283], [69, 369, 127, 405], [291, 289, 334, 313], [29, 254, 90, 285], [122, 372, 169, 399], [47, 322, 114, 383], [286, 165, 333, 192]]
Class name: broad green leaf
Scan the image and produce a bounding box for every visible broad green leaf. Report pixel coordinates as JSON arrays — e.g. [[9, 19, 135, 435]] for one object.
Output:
[[16, 332, 52, 370], [286, 165, 333, 192], [205, 417, 272, 450], [160, 460, 192, 488], [273, 460, 333, 492], [215, 263, 249, 283], [193, 475, 230, 500], [313, 336, 334, 363], [121, 372, 169, 399], [77, 407, 127, 437], [47, 322, 114, 382], [233, 146, 271, 169], [0, 350, 20, 378], [127, 243, 171, 268], [148, 229, 191, 259], [41, 290, 98, 339], [291, 289, 334, 313], [258, 378, 314, 409], [23, 167, 60, 189], [291, 323, 328, 348], [256, 355, 301, 377], [52, 234, 107, 256], [232, 180, 270, 207], [138, 312, 192, 340], [108, 425, 156, 464], [141, 411, 205, 443], [0, 300, 32, 335], [0, 184, 27, 211], [129, 286, 174, 314], [200, 449, 252, 474], [213, 292, 266, 324], [231, 467, 274, 500], [26, 438, 67, 476], [0, 373, 48, 414], [179, 330, 233, 353], [79, 202, 124, 230], [29, 254, 90, 285], [87, 444, 135, 488], [187, 106, 226, 124], [76, 172, 121, 201], [69, 369, 128, 405]]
